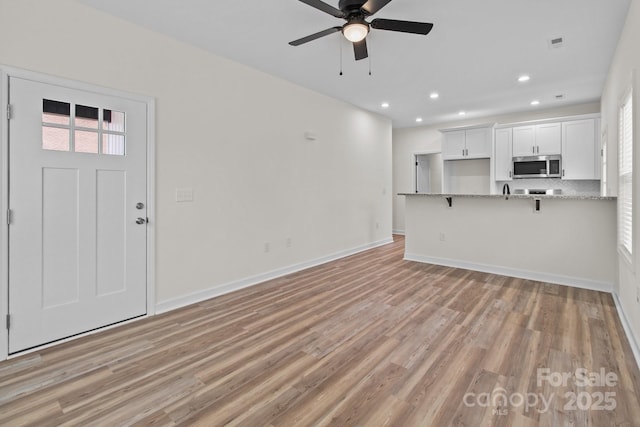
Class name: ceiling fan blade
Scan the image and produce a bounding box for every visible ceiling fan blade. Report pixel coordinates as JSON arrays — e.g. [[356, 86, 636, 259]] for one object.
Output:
[[298, 0, 346, 18], [371, 18, 434, 35], [361, 0, 393, 15], [289, 27, 342, 46], [353, 39, 368, 61]]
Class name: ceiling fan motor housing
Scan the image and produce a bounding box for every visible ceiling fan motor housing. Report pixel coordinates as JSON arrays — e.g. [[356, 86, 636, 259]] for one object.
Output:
[[339, 0, 369, 15]]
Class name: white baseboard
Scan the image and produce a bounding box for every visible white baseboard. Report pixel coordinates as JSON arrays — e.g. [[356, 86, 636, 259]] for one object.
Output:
[[612, 292, 640, 371], [404, 253, 613, 293], [392, 229, 405, 235], [156, 237, 394, 314]]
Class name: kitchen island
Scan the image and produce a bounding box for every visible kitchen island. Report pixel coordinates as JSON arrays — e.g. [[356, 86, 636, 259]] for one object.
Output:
[[400, 193, 617, 291]]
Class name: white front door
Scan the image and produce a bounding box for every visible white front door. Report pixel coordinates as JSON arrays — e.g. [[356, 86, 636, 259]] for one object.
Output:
[[8, 77, 148, 353]]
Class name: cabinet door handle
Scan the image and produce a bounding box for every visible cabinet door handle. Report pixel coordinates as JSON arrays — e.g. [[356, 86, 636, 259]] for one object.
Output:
[[509, 171, 512, 178], [537, 146, 540, 154], [562, 169, 565, 177], [532, 146, 535, 154], [462, 148, 465, 156]]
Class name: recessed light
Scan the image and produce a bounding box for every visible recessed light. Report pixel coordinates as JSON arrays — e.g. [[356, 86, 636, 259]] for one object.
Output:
[[416, 117, 423, 123], [381, 102, 390, 108], [458, 111, 466, 116], [531, 100, 540, 106], [430, 92, 439, 99], [518, 75, 531, 83]]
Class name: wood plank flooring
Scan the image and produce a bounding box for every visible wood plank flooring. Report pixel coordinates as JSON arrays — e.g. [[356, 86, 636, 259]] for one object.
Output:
[[1, 235, 640, 426]]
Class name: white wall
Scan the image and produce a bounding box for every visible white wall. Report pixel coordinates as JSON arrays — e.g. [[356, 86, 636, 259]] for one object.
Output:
[[393, 103, 600, 233], [0, 0, 392, 311], [443, 159, 491, 194], [600, 0, 640, 356]]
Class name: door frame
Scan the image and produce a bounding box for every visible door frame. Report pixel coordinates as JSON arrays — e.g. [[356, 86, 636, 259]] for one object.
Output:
[[0, 66, 156, 361], [412, 150, 441, 193]]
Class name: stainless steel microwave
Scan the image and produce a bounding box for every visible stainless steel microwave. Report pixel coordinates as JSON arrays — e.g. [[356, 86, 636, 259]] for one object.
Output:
[[513, 155, 562, 179]]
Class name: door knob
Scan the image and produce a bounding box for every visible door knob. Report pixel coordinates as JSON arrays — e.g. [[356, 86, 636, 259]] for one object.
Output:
[[136, 217, 146, 225], [136, 202, 144, 210]]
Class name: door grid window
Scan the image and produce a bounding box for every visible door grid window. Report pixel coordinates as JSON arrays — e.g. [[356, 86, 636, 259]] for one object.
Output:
[[42, 99, 125, 155]]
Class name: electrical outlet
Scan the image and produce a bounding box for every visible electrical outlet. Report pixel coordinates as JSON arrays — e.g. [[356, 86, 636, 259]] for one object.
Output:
[[533, 198, 542, 213], [286, 238, 292, 248], [439, 232, 445, 242], [375, 222, 380, 229], [264, 242, 270, 253]]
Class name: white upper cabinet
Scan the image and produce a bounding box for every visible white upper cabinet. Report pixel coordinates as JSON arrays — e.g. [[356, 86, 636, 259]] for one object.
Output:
[[562, 119, 600, 180], [442, 127, 492, 160], [494, 128, 513, 181], [465, 128, 493, 158], [536, 123, 562, 155], [496, 116, 600, 185], [512, 126, 535, 157], [441, 130, 466, 159], [512, 123, 561, 157]]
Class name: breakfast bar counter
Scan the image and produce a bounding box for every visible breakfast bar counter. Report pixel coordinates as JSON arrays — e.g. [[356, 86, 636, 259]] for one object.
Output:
[[398, 192, 616, 201], [399, 193, 617, 291]]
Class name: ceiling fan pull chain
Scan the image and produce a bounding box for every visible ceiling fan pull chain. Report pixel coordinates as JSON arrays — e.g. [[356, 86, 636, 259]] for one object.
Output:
[[339, 37, 344, 76], [368, 40, 372, 75]]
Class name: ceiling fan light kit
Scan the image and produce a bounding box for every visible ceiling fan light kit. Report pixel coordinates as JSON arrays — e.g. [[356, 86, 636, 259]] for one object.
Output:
[[343, 21, 369, 42], [290, 0, 433, 61]]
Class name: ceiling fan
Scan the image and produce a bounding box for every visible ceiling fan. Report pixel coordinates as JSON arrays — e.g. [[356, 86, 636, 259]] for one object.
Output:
[[289, 0, 434, 61]]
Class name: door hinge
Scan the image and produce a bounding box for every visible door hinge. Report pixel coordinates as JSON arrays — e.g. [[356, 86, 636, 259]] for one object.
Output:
[[6, 104, 12, 120], [6, 314, 10, 330], [7, 209, 11, 225]]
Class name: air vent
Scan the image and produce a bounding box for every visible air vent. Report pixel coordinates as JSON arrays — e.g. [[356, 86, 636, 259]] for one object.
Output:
[[548, 36, 564, 49]]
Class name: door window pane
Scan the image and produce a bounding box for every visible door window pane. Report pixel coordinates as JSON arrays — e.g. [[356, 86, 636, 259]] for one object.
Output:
[[102, 134, 125, 156], [43, 126, 70, 151], [41, 99, 127, 156], [75, 104, 99, 129], [103, 110, 125, 132], [42, 99, 70, 125], [75, 130, 99, 154]]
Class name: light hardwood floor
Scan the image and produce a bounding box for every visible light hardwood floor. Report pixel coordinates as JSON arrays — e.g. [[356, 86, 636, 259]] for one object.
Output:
[[1, 235, 640, 426]]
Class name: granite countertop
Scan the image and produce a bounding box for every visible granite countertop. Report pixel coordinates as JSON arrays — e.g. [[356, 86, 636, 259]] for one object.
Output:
[[398, 193, 617, 201]]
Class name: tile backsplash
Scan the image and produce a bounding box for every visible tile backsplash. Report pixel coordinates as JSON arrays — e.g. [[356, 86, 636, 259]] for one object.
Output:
[[496, 179, 601, 196]]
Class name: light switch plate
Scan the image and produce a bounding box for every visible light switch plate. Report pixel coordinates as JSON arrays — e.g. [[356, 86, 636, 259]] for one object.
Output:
[[176, 188, 194, 203]]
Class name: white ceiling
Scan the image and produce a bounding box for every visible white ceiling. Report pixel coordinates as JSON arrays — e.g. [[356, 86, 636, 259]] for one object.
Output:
[[80, 0, 630, 128]]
